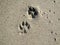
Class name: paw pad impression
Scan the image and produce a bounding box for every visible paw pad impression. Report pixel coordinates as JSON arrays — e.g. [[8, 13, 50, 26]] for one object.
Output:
[[28, 6, 39, 18], [18, 21, 30, 34]]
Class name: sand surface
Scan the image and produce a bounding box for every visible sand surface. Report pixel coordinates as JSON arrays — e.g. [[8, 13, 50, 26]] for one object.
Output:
[[0, 0, 60, 45]]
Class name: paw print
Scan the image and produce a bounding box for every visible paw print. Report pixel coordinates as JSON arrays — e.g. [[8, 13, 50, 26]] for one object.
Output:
[[28, 6, 38, 18], [18, 21, 30, 34]]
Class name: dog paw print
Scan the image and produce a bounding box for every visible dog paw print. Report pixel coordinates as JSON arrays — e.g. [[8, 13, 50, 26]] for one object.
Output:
[[18, 21, 30, 34], [28, 6, 38, 18]]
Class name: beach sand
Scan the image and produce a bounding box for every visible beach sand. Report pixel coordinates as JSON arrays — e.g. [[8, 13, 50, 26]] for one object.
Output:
[[0, 0, 60, 45]]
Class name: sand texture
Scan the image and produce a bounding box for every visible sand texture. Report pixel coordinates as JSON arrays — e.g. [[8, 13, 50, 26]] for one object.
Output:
[[0, 0, 60, 45]]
